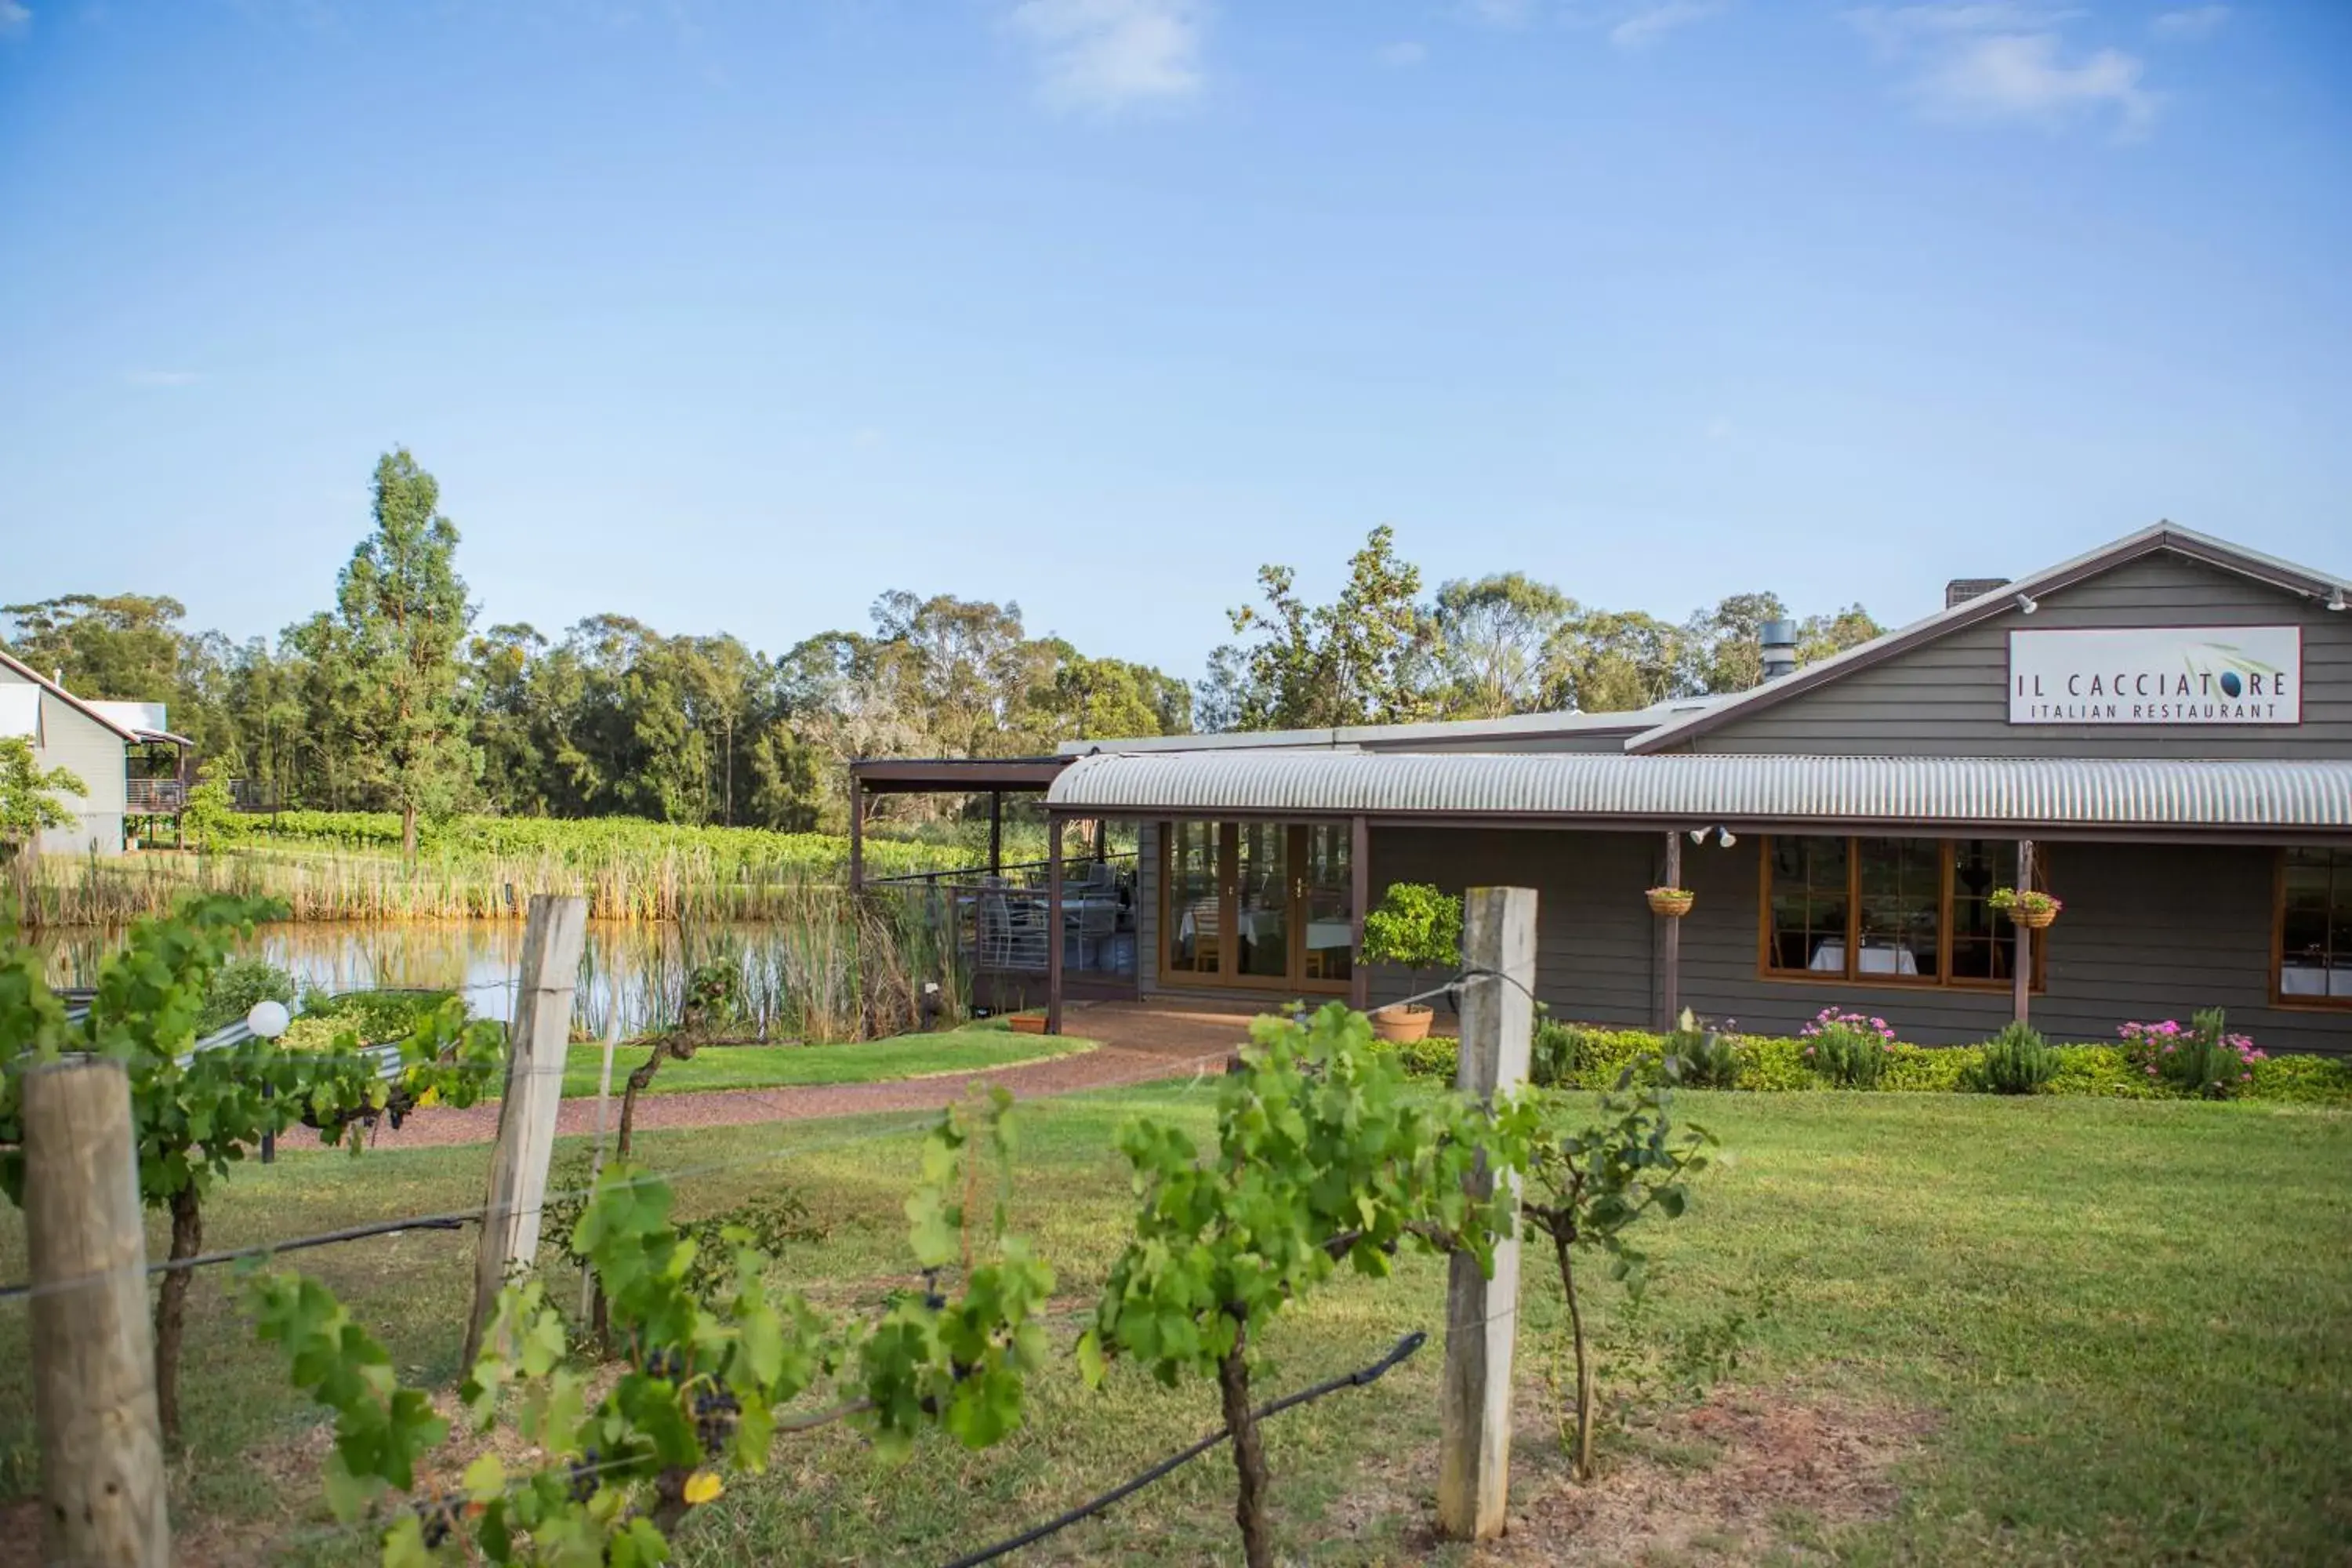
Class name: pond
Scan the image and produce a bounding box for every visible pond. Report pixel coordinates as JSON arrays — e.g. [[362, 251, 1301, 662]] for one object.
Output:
[[39, 916, 948, 1041]]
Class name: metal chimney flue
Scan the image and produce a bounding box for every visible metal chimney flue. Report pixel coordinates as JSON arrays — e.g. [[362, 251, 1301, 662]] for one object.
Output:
[[1759, 619, 1798, 682]]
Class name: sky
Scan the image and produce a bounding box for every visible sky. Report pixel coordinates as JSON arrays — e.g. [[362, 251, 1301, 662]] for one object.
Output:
[[2, 1, 2349, 681]]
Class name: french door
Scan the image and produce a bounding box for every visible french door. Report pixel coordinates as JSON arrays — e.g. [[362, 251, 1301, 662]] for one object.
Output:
[[1161, 820, 1353, 993]]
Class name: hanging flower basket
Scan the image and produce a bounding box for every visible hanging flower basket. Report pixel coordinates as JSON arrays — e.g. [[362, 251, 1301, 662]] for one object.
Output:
[[1991, 887, 2062, 930], [1646, 886, 1696, 918]]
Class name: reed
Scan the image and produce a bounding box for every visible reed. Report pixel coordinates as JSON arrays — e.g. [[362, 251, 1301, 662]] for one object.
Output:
[[6, 826, 971, 927]]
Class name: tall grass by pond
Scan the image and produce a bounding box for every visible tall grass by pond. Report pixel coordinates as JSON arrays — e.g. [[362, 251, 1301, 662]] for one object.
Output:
[[8, 816, 973, 925]]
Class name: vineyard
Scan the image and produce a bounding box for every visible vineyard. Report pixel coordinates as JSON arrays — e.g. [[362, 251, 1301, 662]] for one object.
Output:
[[8, 815, 975, 926], [1, 898, 2347, 1567]]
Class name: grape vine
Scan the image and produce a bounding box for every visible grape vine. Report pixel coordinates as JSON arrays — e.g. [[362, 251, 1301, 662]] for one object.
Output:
[[247, 1087, 1052, 1563], [0, 894, 506, 1443]]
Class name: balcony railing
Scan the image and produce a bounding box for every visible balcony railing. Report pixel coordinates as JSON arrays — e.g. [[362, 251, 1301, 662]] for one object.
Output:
[[125, 778, 187, 815]]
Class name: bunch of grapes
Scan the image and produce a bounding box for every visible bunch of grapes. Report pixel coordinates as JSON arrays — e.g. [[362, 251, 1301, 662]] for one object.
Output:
[[416, 1490, 464, 1549], [693, 1385, 741, 1457], [567, 1447, 603, 1503], [640, 1344, 688, 1381]]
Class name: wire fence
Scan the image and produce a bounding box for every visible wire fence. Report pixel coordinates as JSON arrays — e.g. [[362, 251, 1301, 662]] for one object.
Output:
[[13, 962, 1530, 1564]]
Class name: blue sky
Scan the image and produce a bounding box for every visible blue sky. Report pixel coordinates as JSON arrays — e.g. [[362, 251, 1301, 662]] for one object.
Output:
[[2, 1, 2347, 678]]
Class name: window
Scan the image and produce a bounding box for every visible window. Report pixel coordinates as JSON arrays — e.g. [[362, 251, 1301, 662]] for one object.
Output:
[[2279, 848, 2352, 1005], [1762, 837, 2042, 990]]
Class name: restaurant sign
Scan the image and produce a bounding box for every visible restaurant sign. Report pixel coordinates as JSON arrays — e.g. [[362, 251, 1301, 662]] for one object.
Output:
[[2008, 626, 2302, 725]]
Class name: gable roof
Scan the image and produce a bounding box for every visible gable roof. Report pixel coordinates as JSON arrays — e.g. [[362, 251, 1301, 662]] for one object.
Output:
[[0, 649, 142, 742], [1625, 522, 2350, 755]]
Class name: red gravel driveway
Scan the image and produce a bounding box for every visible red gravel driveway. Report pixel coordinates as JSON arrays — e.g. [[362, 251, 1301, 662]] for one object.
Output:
[[318, 1001, 1266, 1152]]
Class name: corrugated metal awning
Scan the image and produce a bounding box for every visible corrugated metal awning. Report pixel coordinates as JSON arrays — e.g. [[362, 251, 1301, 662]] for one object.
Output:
[[1047, 750, 2352, 834]]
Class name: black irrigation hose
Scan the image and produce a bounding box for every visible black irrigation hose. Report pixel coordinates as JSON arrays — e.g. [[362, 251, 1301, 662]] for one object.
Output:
[[935, 1330, 1428, 1568], [0, 1213, 476, 1301]]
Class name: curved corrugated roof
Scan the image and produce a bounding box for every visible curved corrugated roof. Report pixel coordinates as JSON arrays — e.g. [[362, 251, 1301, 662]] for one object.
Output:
[[1047, 750, 2352, 830]]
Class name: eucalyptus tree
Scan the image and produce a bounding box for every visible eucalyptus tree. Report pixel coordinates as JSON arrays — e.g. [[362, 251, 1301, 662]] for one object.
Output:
[[1432, 572, 1576, 717], [1209, 524, 1440, 731], [310, 448, 478, 855]]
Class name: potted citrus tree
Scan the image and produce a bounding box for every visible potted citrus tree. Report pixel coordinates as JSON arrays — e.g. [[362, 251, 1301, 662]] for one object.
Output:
[[1360, 881, 1463, 1044]]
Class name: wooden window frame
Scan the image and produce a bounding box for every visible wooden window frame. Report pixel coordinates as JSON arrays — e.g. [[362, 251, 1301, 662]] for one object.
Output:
[[2272, 846, 2352, 1011], [1156, 819, 1353, 996], [1756, 835, 2047, 993]]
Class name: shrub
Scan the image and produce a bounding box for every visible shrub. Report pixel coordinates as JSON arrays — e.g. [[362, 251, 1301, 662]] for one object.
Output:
[[1884, 1042, 1976, 1093], [1386, 1033, 1460, 1082], [1664, 1008, 1742, 1090], [2122, 1010, 2267, 1099], [2249, 1054, 2352, 1107], [1737, 1036, 1813, 1091], [1360, 882, 1463, 996], [2045, 1044, 2168, 1099], [1800, 1007, 1896, 1089], [299, 987, 463, 1044], [200, 956, 296, 1034], [1965, 1022, 2058, 1095]]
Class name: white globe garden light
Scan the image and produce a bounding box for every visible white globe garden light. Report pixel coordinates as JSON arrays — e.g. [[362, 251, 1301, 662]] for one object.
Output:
[[246, 999, 292, 1040]]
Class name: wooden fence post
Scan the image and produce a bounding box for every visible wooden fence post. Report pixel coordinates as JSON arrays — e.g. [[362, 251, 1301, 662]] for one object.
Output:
[[2013, 839, 2035, 1025], [1438, 886, 1537, 1542], [465, 894, 589, 1369], [24, 1054, 170, 1568]]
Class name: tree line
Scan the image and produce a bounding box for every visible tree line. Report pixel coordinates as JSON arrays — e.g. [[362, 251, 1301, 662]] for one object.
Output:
[[4, 452, 1881, 839]]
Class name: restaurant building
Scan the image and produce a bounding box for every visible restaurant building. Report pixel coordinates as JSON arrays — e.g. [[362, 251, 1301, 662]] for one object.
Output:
[[856, 524, 2352, 1051]]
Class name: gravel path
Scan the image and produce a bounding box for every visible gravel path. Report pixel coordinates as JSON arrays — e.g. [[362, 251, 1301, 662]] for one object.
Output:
[[316, 1001, 1264, 1152]]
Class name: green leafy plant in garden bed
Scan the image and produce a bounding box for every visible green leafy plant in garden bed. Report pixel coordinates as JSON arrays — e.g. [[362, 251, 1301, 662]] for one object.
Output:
[[200, 955, 297, 1033], [1800, 1007, 1896, 1089], [1388, 1014, 2351, 1106], [2122, 1009, 2267, 1099], [1965, 1023, 2059, 1095]]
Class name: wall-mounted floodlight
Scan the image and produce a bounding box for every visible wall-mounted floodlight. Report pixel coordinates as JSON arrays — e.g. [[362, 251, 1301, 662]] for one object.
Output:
[[1718, 828, 1737, 848], [2015, 592, 2039, 615], [2328, 586, 2347, 612]]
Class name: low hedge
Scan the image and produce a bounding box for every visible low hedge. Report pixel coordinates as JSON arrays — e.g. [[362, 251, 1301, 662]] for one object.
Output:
[[1387, 1020, 2352, 1105]]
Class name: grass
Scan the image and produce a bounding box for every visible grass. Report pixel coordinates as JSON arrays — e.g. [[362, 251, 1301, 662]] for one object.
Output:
[[0, 1091, 2345, 1565], [556, 1022, 1093, 1097]]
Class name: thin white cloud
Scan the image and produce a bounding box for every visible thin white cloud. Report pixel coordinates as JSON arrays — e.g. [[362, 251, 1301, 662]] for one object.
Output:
[[1378, 38, 1428, 66], [125, 369, 203, 387], [1461, 0, 1537, 27], [1610, 1, 1724, 49], [1007, 0, 1206, 113], [1846, 5, 2158, 137], [0, 2, 30, 36], [2151, 5, 2227, 40]]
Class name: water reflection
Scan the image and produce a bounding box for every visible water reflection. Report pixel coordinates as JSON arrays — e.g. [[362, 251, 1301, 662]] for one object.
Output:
[[42, 921, 840, 1040]]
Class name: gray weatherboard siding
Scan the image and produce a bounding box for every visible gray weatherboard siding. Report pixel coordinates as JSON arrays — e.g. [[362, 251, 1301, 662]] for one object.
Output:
[[1134, 818, 2351, 1052], [1680, 551, 2352, 759]]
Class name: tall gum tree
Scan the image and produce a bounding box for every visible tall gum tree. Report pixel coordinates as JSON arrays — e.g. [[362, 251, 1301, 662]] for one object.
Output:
[[326, 449, 477, 858]]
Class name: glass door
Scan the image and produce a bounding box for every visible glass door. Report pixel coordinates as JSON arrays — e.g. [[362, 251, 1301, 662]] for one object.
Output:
[[1164, 819, 1222, 978], [1160, 821, 1351, 994]]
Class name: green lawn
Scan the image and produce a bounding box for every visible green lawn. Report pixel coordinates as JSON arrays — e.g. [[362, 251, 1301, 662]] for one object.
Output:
[[0, 1091, 2345, 1565], [554, 1021, 1093, 1098]]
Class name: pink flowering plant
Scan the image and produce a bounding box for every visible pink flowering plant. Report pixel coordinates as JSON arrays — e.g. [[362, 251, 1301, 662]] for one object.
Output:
[[2121, 1008, 2266, 1099], [1799, 1007, 1897, 1090]]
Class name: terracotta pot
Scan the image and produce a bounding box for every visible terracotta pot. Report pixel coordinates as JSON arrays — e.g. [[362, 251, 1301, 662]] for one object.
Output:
[[1646, 889, 1695, 918], [1370, 1004, 1434, 1044], [2013, 906, 2058, 931], [1007, 1014, 1049, 1034]]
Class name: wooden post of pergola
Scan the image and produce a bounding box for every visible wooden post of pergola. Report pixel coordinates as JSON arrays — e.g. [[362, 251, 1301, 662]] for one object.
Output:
[[848, 770, 864, 892], [988, 790, 1003, 879], [1348, 814, 1370, 1011], [1046, 813, 1065, 1034], [2013, 839, 2035, 1025], [1659, 829, 1682, 1031]]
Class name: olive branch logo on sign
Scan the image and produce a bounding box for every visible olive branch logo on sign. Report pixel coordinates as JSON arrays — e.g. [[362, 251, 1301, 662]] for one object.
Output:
[[2008, 626, 2303, 726]]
